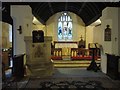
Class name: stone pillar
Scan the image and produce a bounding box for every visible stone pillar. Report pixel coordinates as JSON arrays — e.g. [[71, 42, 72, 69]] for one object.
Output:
[[11, 5, 33, 55], [0, 21, 2, 90], [24, 36, 54, 77]]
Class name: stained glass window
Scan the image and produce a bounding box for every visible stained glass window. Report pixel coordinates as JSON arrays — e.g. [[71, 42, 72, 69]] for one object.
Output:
[[58, 12, 73, 41]]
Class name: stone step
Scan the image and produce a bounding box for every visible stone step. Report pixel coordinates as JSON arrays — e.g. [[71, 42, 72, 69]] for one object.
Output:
[[53, 60, 100, 64], [53, 60, 101, 68], [30, 68, 53, 77], [54, 63, 100, 68]]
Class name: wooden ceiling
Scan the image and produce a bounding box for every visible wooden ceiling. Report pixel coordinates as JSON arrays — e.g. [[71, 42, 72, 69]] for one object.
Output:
[[2, 2, 120, 26]]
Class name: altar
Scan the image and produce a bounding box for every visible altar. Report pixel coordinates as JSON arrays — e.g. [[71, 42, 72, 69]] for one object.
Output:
[[54, 41, 78, 56], [54, 41, 78, 48]]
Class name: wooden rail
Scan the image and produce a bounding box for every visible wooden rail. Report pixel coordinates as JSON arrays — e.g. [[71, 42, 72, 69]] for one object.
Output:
[[71, 48, 100, 60], [51, 48, 62, 60], [51, 48, 100, 60]]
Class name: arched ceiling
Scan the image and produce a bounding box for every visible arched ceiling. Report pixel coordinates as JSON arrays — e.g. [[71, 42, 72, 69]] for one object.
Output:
[[30, 2, 107, 26], [2, 2, 120, 26]]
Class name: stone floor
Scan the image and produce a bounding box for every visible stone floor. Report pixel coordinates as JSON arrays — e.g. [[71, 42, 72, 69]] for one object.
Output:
[[53, 68, 106, 77]]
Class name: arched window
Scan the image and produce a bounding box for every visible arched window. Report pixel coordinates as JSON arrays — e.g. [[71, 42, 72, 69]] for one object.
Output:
[[58, 12, 72, 41]]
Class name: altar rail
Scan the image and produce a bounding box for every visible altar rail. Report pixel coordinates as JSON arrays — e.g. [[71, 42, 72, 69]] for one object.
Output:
[[51, 48, 62, 60], [51, 48, 101, 60], [71, 48, 100, 60]]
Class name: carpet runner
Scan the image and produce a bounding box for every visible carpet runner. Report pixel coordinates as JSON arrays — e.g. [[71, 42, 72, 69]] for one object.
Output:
[[25, 78, 105, 89], [38, 80, 104, 89]]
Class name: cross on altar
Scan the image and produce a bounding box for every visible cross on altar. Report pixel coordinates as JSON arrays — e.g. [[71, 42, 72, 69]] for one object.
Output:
[[80, 35, 83, 39], [36, 34, 41, 40]]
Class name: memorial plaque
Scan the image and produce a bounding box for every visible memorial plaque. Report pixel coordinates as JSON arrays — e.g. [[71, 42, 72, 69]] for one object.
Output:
[[104, 25, 111, 41]]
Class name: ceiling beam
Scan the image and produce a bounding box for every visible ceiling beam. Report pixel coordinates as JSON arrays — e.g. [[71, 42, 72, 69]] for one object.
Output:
[[48, 2, 54, 14], [78, 2, 86, 14], [88, 3, 98, 15], [65, 2, 68, 11]]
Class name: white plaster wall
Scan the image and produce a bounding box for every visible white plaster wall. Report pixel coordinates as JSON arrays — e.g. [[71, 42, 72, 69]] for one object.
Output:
[[93, 25, 102, 44], [102, 19, 112, 54], [11, 5, 32, 55], [0, 21, 1, 90], [2, 22, 9, 48], [32, 24, 46, 35], [101, 8, 112, 74], [33, 25, 45, 30], [101, 7, 119, 74], [92, 24, 109, 73], [46, 14, 55, 41], [101, 7, 119, 55], [72, 13, 85, 41], [86, 26, 94, 48], [23, 18, 33, 36], [119, 8, 120, 56], [0, 21, 2, 48], [118, 8, 120, 73], [111, 8, 119, 55]]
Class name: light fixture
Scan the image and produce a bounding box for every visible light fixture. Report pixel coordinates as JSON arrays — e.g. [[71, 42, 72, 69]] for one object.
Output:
[[17, 26, 22, 34]]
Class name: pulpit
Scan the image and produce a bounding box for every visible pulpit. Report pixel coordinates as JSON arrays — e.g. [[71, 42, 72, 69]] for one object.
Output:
[[24, 36, 54, 77]]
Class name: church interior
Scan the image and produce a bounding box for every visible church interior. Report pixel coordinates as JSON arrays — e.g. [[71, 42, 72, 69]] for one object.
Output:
[[1, 2, 120, 89]]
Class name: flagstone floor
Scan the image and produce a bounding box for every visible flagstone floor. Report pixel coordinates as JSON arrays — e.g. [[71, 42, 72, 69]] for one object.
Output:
[[3, 68, 120, 89], [2, 62, 120, 90]]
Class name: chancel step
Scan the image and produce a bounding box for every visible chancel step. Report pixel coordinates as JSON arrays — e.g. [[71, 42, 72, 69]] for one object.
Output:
[[53, 60, 100, 68]]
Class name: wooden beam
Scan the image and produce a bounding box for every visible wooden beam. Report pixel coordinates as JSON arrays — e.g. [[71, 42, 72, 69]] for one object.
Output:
[[78, 2, 86, 14], [48, 2, 54, 14]]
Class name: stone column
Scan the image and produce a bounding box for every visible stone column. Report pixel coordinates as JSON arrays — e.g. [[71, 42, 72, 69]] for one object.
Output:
[[24, 36, 54, 77], [11, 5, 33, 55]]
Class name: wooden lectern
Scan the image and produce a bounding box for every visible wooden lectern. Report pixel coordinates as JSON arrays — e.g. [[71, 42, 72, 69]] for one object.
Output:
[[87, 43, 100, 72]]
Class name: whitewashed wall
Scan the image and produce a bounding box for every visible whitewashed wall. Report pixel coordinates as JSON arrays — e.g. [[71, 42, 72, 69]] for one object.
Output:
[[11, 5, 33, 55], [100, 7, 120, 73]]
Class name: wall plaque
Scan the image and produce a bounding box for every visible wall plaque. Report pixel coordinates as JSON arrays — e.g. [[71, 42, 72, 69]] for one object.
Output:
[[104, 25, 111, 41]]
